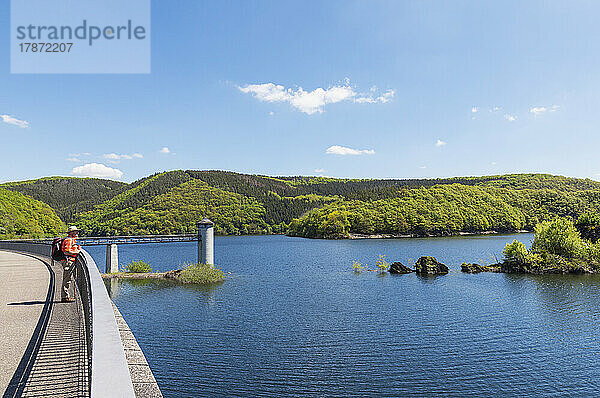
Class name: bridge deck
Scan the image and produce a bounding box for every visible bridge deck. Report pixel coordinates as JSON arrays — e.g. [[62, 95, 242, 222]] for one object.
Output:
[[0, 251, 88, 397]]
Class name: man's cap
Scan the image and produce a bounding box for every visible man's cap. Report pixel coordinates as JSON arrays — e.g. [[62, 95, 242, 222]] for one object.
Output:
[[67, 226, 81, 233]]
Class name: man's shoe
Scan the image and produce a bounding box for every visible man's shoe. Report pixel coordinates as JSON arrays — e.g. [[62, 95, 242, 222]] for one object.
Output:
[[61, 297, 75, 303]]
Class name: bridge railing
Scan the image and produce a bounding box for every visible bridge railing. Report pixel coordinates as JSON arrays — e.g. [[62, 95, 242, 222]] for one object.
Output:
[[0, 241, 135, 397], [26, 233, 198, 245]]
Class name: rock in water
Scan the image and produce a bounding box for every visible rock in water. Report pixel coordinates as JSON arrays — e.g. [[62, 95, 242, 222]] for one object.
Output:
[[389, 261, 414, 274], [461, 263, 487, 273], [461, 262, 502, 273], [415, 256, 449, 275]]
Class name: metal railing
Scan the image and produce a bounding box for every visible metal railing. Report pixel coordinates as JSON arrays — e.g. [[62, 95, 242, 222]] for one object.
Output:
[[25, 233, 198, 245], [74, 250, 93, 395], [0, 241, 135, 397]]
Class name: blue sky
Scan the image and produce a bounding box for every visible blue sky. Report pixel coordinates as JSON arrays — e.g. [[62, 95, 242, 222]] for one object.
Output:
[[2, 0, 600, 182]]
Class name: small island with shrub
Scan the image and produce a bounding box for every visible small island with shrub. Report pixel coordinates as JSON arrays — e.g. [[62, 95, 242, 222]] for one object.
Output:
[[467, 213, 600, 274], [103, 260, 226, 284]]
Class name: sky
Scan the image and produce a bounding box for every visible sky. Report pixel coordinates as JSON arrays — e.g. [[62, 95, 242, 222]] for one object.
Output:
[[2, 0, 600, 183]]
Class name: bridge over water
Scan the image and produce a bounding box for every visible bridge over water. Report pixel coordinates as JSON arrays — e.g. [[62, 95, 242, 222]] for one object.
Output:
[[32, 219, 216, 273]]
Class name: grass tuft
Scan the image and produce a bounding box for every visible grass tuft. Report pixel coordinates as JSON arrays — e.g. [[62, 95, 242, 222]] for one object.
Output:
[[177, 263, 225, 284], [121, 260, 153, 273]]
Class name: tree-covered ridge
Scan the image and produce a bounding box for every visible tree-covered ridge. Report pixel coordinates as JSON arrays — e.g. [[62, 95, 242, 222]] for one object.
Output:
[[0, 187, 65, 238], [186, 170, 296, 196], [6, 171, 600, 238], [75, 172, 338, 235], [469, 174, 600, 191], [1, 177, 127, 223], [102, 171, 193, 212], [288, 185, 600, 239], [280, 173, 600, 195], [185, 171, 337, 225], [77, 179, 270, 235]]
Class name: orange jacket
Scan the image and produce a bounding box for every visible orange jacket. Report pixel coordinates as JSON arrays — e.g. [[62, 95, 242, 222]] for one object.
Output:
[[62, 237, 80, 259]]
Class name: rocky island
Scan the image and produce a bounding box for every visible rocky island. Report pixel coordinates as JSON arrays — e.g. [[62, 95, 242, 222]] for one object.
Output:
[[388, 256, 449, 275], [461, 214, 600, 275]]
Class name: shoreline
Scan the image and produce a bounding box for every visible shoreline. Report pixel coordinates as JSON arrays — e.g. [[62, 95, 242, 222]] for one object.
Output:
[[347, 230, 531, 240]]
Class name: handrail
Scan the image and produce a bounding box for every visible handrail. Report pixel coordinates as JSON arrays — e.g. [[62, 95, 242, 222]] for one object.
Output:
[[79, 249, 135, 397], [0, 241, 135, 397], [14, 233, 199, 245]]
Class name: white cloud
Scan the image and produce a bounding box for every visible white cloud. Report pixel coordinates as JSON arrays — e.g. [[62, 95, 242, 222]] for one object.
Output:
[[1, 114, 29, 128], [269, 111, 274, 116], [491, 161, 497, 165], [103, 153, 123, 160], [378, 90, 395, 103], [314, 168, 325, 173], [326, 145, 375, 156], [435, 139, 446, 147], [530, 105, 559, 116], [471, 107, 478, 113], [238, 81, 394, 115], [504, 114, 516, 122], [103, 152, 143, 161], [530, 106, 547, 116], [492, 106, 502, 112], [355, 89, 395, 104], [419, 165, 427, 169], [159, 147, 171, 154], [72, 163, 123, 179], [66, 157, 81, 162]]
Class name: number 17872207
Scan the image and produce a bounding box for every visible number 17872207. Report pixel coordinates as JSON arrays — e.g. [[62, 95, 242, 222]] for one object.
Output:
[[19, 42, 73, 52]]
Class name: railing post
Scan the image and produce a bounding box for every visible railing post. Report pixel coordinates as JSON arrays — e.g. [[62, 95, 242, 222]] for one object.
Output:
[[105, 244, 119, 273], [197, 218, 214, 267]]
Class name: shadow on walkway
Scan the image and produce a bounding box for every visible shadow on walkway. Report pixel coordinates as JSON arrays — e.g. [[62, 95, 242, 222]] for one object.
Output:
[[7, 301, 51, 306], [3, 256, 89, 398]]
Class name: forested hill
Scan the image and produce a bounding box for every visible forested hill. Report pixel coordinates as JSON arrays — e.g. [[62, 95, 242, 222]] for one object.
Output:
[[0, 187, 65, 238], [3, 171, 600, 238], [1, 177, 127, 223]]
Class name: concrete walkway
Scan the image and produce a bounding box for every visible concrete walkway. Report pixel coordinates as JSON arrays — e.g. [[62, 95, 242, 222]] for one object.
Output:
[[0, 250, 89, 397], [0, 251, 50, 393]]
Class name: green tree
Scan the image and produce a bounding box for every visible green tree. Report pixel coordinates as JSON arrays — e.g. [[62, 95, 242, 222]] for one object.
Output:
[[575, 212, 600, 243], [532, 218, 584, 258], [503, 240, 529, 264]]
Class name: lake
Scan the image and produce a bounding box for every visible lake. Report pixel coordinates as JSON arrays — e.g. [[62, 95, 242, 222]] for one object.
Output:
[[87, 234, 600, 397]]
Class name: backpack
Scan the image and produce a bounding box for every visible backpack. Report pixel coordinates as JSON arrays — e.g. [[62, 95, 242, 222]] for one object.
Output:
[[51, 237, 66, 261]]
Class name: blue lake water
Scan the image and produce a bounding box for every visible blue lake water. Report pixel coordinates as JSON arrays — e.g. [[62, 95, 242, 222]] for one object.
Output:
[[87, 234, 600, 397]]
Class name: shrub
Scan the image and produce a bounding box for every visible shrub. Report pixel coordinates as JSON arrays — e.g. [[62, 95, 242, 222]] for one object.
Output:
[[122, 260, 152, 273], [579, 240, 600, 264], [503, 240, 529, 263], [576, 212, 600, 243], [375, 254, 390, 274], [177, 263, 225, 284], [532, 218, 584, 258], [352, 260, 365, 273]]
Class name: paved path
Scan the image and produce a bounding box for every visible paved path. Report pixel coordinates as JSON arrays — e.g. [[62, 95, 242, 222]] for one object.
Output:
[[0, 250, 88, 397], [0, 251, 50, 393]]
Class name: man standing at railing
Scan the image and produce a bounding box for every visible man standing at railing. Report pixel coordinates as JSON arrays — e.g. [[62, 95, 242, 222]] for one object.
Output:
[[61, 226, 81, 303]]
